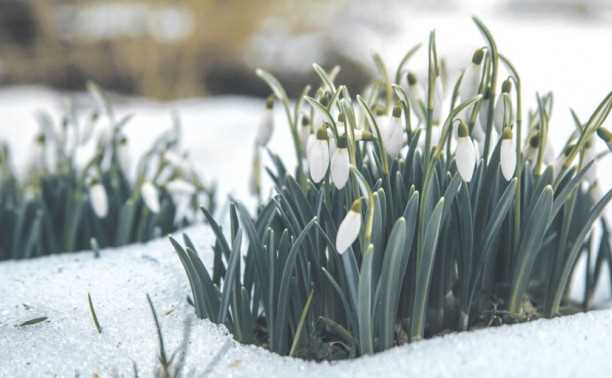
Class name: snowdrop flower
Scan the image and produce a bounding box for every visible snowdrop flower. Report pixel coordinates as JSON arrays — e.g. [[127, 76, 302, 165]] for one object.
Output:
[[590, 181, 603, 204], [380, 107, 405, 157], [478, 89, 491, 131], [330, 137, 350, 189], [28, 133, 47, 171], [89, 181, 108, 218], [493, 80, 512, 135], [166, 179, 197, 196], [308, 126, 330, 183], [336, 199, 362, 254], [117, 135, 131, 174], [299, 115, 311, 149], [459, 49, 484, 101], [163, 150, 190, 173], [596, 127, 612, 152], [455, 122, 477, 182], [255, 97, 275, 146], [500, 127, 516, 181], [141, 181, 160, 213]]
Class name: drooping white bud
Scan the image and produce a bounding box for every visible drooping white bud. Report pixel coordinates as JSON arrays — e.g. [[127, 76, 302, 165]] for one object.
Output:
[[141, 181, 160, 213], [590, 182, 603, 204], [380, 107, 405, 157], [330, 140, 350, 189], [89, 182, 108, 218], [493, 80, 513, 135], [255, 97, 275, 146], [336, 199, 362, 254], [308, 127, 330, 183], [500, 128, 516, 181], [459, 49, 484, 101], [455, 122, 477, 183], [117, 136, 131, 174]]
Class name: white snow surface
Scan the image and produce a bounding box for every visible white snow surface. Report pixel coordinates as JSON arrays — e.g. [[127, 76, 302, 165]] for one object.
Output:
[[2, 9, 612, 378], [1, 225, 612, 377]]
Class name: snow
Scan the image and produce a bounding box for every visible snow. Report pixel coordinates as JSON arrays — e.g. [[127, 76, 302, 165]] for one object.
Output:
[[2, 7, 612, 377], [1, 224, 612, 377]]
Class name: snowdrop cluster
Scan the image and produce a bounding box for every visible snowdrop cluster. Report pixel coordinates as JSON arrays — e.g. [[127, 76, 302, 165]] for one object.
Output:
[[0, 84, 215, 260], [177, 18, 612, 361]]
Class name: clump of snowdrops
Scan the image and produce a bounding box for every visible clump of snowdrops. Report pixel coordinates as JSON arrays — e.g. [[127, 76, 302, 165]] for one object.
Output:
[[172, 18, 612, 360], [0, 84, 216, 260]]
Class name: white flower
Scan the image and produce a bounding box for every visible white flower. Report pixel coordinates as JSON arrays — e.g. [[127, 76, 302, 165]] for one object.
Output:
[[166, 179, 197, 196], [117, 136, 131, 174], [336, 199, 362, 254], [330, 144, 350, 189], [163, 151, 190, 172], [459, 49, 484, 101], [308, 128, 330, 183], [141, 181, 160, 213], [590, 182, 603, 204], [524, 133, 544, 164], [493, 81, 513, 135], [89, 182, 108, 218], [380, 108, 405, 157], [500, 128, 516, 181], [255, 98, 274, 146], [455, 123, 477, 183], [28, 133, 47, 172], [299, 114, 311, 149]]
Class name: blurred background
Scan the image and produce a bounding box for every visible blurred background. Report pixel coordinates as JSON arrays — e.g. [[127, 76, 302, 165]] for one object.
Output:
[[1, 0, 610, 99], [0, 0, 611, 197]]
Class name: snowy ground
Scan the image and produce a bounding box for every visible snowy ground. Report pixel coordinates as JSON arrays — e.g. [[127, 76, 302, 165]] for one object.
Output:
[[1, 223, 612, 377], [1, 9, 612, 378]]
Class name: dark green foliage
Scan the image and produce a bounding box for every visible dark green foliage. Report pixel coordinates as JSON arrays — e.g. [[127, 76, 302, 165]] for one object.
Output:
[[0, 84, 216, 260], [172, 18, 612, 360]]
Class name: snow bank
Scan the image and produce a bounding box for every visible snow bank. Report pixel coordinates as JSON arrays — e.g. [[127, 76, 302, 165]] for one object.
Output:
[[1, 223, 612, 377]]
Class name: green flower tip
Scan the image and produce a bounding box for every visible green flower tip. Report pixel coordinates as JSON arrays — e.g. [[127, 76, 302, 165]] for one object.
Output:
[[316, 126, 329, 140], [337, 135, 348, 148], [457, 121, 469, 138], [35, 133, 46, 144], [597, 127, 612, 142], [501, 79, 512, 94], [472, 49, 485, 65], [529, 133, 540, 148], [374, 105, 386, 116], [407, 72, 417, 86], [360, 130, 374, 141], [392, 106, 402, 118], [301, 115, 310, 126], [265, 96, 275, 109], [350, 198, 362, 213], [502, 127, 513, 140], [337, 113, 345, 123]]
